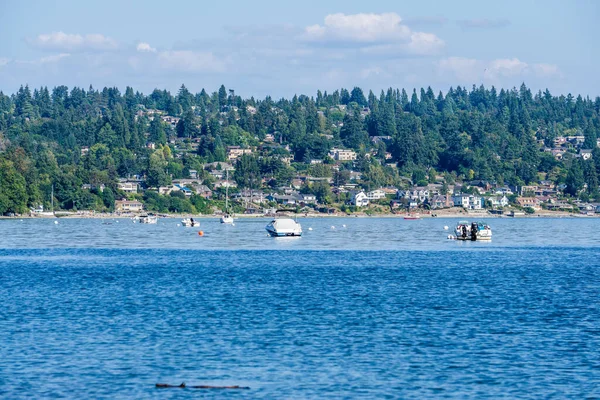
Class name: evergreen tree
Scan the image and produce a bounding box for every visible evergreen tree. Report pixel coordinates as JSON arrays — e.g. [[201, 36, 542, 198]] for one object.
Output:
[[565, 159, 584, 197]]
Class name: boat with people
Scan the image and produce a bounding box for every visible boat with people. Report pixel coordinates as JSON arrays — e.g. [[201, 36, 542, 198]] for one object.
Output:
[[455, 221, 492, 241], [265, 211, 302, 237], [139, 214, 158, 224], [181, 217, 200, 227]]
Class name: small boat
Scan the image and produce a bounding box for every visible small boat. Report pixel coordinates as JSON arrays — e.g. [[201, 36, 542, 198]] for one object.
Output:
[[266, 211, 302, 237], [139, 214, 158, 224], [455, 221, 492, 241], [181, 218, 200, 227], [220, 214, 234, 224], [404, 213, 421, 220]]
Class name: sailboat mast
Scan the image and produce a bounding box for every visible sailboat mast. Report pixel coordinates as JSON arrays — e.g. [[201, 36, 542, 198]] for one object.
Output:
[[225, 168, 229, 212], [51, 184, 54, 213]]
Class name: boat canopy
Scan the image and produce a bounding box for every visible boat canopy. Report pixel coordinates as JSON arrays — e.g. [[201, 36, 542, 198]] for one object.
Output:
[[271, 218, 299, 230]]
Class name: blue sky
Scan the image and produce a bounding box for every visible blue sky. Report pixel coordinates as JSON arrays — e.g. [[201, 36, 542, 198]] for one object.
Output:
[[0, 0, 598, 97]]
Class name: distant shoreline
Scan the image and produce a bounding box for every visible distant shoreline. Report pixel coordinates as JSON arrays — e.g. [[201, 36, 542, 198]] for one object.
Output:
[[1, 210, 595, 220]]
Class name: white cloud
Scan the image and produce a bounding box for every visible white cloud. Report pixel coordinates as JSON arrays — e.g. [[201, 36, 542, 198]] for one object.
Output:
[[31, 32, 118, 52], [304, 13, 411, 42], [485, 58, 528, 79], [302, 12, 444, 56], [158, 50, 226, 73], [532, 63, 560, 77], [136, 42, 156, 53], [408, 32, 445, 55], [39, 53, 71, 64]]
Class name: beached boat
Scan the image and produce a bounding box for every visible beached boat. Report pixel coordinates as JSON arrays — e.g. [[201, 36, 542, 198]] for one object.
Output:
[[139, 214, 158, 224], [181, 218, 200, 227], [266, 215, 302, 237], [455, 221, 492, 241], [404, 213, 421, 220]]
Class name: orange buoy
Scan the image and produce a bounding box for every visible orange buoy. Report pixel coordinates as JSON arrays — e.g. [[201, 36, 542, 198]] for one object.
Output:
[[198, 231, 204, 236]]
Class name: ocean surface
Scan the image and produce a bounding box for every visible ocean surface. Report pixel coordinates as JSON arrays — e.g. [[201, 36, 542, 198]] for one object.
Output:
[[0, 217, 599, 398]]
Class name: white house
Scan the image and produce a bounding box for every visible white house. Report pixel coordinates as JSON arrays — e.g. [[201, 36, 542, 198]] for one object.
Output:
[[366, 189, 386, 200], [397, 188, 430, 203], [453, 194, 484, 210], [351, 191, 369, 207], [494, 186, 513, 196], [118, 181, 138, 194], [580, 149, 593, 160], [488, 195, 509, 208]]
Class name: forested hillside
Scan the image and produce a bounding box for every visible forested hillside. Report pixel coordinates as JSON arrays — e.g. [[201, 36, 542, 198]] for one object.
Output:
[[0, 83, 599, 214]]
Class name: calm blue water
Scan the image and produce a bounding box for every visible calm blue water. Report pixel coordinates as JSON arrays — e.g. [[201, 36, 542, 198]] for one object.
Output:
[[1, 218, 599, 398]]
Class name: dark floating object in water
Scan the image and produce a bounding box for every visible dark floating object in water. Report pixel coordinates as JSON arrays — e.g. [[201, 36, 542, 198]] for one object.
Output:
[[156, 383, 249, 390]]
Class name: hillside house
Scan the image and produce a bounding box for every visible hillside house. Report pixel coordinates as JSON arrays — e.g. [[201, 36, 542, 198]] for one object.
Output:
[[366, 189, 387, 200], [580, 149, 593, 160], [117, 181, 138, 194], [350, 191, 369, 207], [227, 146, 253, 161], [329, 148, 357, 161]]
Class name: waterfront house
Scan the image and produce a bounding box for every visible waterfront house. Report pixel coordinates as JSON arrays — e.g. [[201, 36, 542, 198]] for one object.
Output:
[[115, 199, 143, 213], [299, 193, 317, 204], [488, 195, 509, 208], [516, 197, 541, 210], [453, 194, 483, 210], [429, 195, 452, 209], [266, 194, 299, 206], [350, 191, 369, 207], [397, 188, 430, 203]]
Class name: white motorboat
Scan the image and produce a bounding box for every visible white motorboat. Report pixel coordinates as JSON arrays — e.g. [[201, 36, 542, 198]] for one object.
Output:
[[220, 169, 235, 224], [139, 214, 158, 224], [181, 218, 200, 227], [266, 217, 302, 237], [455, 221, 492, 241]]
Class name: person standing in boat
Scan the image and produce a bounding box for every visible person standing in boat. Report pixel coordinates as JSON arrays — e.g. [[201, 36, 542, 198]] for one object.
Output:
[[471, 222, 478, 241]]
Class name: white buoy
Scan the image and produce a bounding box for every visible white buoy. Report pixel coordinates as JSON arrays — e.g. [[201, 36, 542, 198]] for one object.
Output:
[[444, 226, 449, 230], [342, 224, 346, 228], [176, 224, 180, 227], [54, 220, 59, 224], [232, 223, 235, 226], [331, 226, 335, 229], [308, 227, 313, 231]]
